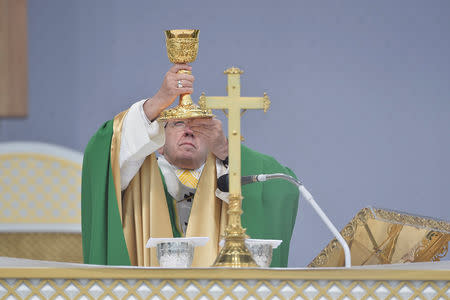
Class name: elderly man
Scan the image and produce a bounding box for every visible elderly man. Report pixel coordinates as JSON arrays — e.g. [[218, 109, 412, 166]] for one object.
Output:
[[81, 65, 299, 267]]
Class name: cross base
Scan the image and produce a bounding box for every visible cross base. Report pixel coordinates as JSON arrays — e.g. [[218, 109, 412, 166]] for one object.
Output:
[[212, 236, 259, 268]]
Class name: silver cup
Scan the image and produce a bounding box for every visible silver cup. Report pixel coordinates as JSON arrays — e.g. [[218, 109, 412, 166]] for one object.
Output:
[[246, 241, 274, 268], [156, 241, 194, 268]]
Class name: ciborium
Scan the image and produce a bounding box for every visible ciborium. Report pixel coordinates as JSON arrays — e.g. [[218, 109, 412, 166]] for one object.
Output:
[[159, 29, 213, 121]]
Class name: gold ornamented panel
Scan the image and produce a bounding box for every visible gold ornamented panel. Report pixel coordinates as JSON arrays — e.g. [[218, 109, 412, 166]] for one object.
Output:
[[0, 233, 83, 263], [0, 153, 81, 224], [0, 278, 448, 299], [309, 207, 450, 268]]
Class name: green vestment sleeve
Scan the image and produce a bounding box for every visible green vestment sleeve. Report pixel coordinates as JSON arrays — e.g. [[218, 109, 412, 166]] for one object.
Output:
[[82, 121, 299, 267], [81, 120, 131, 265], [240, 146, 299, 267]]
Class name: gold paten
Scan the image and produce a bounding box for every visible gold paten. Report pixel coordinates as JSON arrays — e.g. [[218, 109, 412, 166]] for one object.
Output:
[[309, 206, 450, 267], [159, 29, 213, 121], [201, 67, 270, 267]]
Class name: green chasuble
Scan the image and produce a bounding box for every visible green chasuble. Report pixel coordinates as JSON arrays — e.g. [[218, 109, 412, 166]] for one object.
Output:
[[82, 119, 299, 267]]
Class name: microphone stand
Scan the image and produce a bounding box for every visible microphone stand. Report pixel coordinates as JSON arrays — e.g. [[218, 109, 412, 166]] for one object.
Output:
[[256, 173, 352, 268]]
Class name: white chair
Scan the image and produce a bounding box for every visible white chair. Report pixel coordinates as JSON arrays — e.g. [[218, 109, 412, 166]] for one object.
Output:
[[0, 141, 83, 262]]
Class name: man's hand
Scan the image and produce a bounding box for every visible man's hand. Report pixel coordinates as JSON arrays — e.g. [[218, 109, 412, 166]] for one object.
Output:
[[143, 64, 195, 121], [190, 118, 228, 160]]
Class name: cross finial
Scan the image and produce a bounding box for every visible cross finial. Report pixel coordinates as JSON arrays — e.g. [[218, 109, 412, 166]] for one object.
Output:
[[224, 67, 244, 75]]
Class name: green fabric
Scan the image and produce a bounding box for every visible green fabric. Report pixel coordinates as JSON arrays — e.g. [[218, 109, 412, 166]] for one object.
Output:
[[81, 120, 130, 265], [240, 146, 299, 267], [82, 120, 299, 267]]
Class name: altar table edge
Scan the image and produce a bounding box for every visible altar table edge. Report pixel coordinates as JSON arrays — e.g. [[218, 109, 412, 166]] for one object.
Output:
[[1, 267, 449, 281]]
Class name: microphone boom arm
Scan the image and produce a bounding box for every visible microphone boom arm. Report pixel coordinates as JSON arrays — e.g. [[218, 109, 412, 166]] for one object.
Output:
[[256, 173, 352, 268]]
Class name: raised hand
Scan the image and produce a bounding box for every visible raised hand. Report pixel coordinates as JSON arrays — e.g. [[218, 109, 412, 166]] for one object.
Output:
[[190, 118, 228, 160], [143, 64, 195, 121]]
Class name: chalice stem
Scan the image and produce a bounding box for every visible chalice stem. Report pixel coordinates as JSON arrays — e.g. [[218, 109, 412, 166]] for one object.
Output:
[[177, 69, 194, 106], [180, 94, 193, 106]]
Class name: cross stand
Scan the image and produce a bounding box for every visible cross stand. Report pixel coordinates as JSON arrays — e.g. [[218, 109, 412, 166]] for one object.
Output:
[[199, 67, 270, 267]]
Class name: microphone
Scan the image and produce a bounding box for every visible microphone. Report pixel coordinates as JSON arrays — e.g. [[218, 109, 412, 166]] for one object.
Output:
[[217, 173, 303, 193], [217, 172, 352, 268], [217, 174, 259, 192]]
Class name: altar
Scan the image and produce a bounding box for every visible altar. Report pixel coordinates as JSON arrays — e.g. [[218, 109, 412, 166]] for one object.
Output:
[[1, 257, 449, 299]]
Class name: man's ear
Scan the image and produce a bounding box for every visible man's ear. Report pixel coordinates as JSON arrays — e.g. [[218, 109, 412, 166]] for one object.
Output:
[[158, 146, 164, 155]]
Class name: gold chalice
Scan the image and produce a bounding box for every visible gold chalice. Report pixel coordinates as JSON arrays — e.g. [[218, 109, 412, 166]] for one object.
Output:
[[159, 29, 213, 121]]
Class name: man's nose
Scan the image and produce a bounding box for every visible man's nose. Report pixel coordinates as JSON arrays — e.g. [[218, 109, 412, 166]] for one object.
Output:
[[183, 125, 194, 135]]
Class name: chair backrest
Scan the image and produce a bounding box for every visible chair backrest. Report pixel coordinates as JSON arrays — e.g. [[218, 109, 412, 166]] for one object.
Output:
[[0, 141, 83, 262]]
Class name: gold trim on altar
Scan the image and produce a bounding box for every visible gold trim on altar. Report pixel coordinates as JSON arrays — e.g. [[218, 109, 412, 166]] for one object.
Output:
[[1, 267, 449, 300], [1, 266, 450, 280]]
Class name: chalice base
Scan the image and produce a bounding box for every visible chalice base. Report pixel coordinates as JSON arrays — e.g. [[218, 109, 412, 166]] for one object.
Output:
[[159, 94, 214, 121], [212, 237, 259, 268]]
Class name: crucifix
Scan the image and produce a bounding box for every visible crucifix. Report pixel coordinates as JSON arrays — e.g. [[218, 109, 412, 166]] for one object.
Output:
[[199, 67, 270, 267]]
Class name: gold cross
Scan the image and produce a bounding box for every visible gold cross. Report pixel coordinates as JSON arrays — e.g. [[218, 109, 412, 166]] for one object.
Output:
[[199, 67, 269, 197], [199, 67, 270, 267]]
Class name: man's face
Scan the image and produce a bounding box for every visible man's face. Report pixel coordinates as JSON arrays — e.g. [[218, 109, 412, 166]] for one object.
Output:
[[161, 119, 209, 170]]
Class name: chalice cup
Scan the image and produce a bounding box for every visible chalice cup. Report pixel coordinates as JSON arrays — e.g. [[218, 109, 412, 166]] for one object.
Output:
[[159, 29, 213, 121]]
